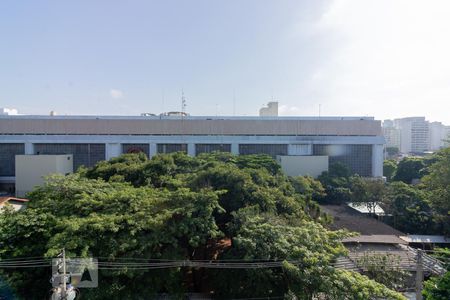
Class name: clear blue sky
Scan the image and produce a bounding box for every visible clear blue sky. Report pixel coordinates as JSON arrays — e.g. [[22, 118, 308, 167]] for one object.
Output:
[[1, 0, 450, 124]]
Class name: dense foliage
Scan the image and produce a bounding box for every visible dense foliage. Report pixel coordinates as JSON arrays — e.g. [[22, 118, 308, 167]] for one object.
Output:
[[423, 271, 450, 300], [317, 162, 352, 204], [317, 148, 450, 236], [393, 157, 426, 184], [382, 181, 433, 234], [383, 159, 397, 181], [421, 148, 450, 235], [0, 153, 404, 299]]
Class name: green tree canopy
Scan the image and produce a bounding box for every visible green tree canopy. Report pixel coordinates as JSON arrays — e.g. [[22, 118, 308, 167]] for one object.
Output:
[[382, 182, 433, 234], [393, 157, 425, 184], [386, 147, 400, 157], [423, 271, 450, 300], [383, 159, 397, 181], [350, 176, 386, 215], [317, 162, 353, 204], [421, 147, 450, 235], [0, 153, 405, 299]]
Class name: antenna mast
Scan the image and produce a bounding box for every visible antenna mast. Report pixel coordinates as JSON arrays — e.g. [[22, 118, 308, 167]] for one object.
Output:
[[181, 89, 187, 116]]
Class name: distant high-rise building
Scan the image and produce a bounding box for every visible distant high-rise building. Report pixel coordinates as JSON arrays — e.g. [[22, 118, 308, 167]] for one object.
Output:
[[444, 126, 450, 148], [382, 120, 401, 149], [383, 117, 449, 154], [429, 121, 447, 151], [259, 102, 278, 116], [394, 117, 430, 154]]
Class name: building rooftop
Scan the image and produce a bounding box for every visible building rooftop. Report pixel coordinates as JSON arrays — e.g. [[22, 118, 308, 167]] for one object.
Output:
[[0, 115, 376, 121], [342, 235, 407, 245], [321, 205, 404, 235], [0, 115, 382, 136], [347, 202, 387, 216], [399, 235, 450, 244], [0, 196, 29, 205]]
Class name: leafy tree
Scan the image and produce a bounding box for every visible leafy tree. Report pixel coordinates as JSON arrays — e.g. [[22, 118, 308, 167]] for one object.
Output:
[[386, 147, 400, 157], [430, 248, 450, 270], [423, 271, 450, 300], [85, 152, 148, 186], [355, 253, 408, 290], [383, 159, 397, 181], [350, 176, 386, 215], [382, 182, 433, 234], [393, 157, 425, 184], [328, 161, 353, 178], [318, 162, 352, 204], [321, 269, 405, 300], [421, 147, 450, 235], [0, 153, 405, 299], [290, 176, 326, 201], [289, 176, 328, 220]]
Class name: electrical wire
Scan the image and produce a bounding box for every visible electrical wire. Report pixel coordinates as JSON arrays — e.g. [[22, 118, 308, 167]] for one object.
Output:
[[0, 255, 446, 270]]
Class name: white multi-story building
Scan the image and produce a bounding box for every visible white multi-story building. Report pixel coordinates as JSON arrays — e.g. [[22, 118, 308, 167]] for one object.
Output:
[[0, 115, 385, 191], [444, 126, 450, 148], [429, 121, 447, 151], [383, 117, 449, 154], [394, 117, 430, 154], [382, 120, 401, 149]]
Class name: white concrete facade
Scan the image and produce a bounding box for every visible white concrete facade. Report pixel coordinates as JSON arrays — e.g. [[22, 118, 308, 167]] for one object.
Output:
[[277, 155, 328, 178], [429, 122, 447, 151], [2, 133, 384, 177], [0, 116, 385, 187], [394, 117, 430, 154], [15, 154, 73, 197]]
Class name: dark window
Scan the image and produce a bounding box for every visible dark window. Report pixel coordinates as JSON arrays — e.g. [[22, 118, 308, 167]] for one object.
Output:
[[157, 144, 187, 154], [313, 144, 372, 176], [239, 144, 288, 158], [0, 143, 25, 176], [122, 144, 149, 157], [195, 144, 231, 155], [34, 143, 105, 170]]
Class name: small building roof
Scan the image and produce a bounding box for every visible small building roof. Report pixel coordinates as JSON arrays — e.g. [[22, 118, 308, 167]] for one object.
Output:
[[347, 202, 386, 215], [0, 197, 29, 205], [320, 205, 404, 235], [342, 235, 408, 245], [400, 235, 450, 244]]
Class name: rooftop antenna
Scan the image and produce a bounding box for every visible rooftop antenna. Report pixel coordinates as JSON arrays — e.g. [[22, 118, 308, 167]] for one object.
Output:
[[181, 89, 187, 116]]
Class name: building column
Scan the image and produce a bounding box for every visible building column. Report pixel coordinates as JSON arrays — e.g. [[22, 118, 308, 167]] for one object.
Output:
[[231, 143, 239, 155], [372, 144, 384, 177], [105, 143, 121, 160], [187, 143, 196, 156], [149, 143, 157, 158], [24, 142, 34, 154]]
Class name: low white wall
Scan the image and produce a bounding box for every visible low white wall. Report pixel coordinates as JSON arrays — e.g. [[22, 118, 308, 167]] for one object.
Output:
[[15, 155, 73, 197], [277, 155, 329, 178]]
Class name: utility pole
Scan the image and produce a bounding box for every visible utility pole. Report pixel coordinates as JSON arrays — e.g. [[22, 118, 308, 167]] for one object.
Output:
[[415, 249, 423, 300], [62, 248, 67, 300]]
